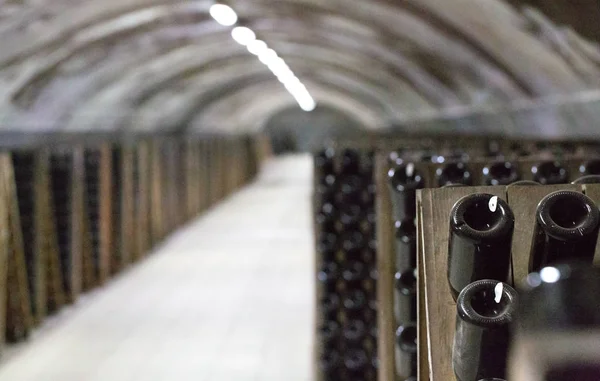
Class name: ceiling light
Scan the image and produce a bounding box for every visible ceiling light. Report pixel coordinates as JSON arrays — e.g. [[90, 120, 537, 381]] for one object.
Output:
[[209, 4, 238, 26], [231, 26, 255, 45], [258, 49, 278, 65], [247, 39, 268, 55]]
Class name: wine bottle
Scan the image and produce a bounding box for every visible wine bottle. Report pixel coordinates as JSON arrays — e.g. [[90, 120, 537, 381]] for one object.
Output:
[[342, 319, 367, 343], [453, 280, 517, 381], [316, 232, 337, 262], [342, 289, 368, 311], [395, 219, 417, 272], [339, 231, 366, 255], [483, 161, 520, 185], [317, 262, 339, 283], [531, 161, 568, 185], [342, 348, 369, 374], [395, 323, 418, 378], [579, 159, 600, 176], [342, 260, 368, 283], [529, 191, 600, 273], [388, 163, 424, 221], [320, 293, 340, 317], [572, 175, 600, 184], [448, 194, 514, 300], [509, 264, 600, 381], [318, 349, 341, 377], [394, 269, 417, 325], [436, 162, 473, 187], [318, 320, 340, 344], [339, 149, 361, 174], [315, 148, 336, 175], [338, 203, 362, 227]]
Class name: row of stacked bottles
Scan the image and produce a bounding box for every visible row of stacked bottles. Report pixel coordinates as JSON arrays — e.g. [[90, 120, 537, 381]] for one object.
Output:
[[385, 142, 600, 381], [313, 148, 378, 381]]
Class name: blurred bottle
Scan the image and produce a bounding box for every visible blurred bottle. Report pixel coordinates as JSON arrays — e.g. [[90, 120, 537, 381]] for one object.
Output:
[[395, 219, 417, 272], [448, 194, 514, 300], [339, 148, 362, 174], [572, 175, 600, 185], [509, 264, 600, 381], [531, 161, 568, 185], [318, 349, 341, 378], [453, 280, 517, 381], [394, 269, 417, 325], [529, 190, 600, 273], [314, 148, 336, 175], [395, 323, 418, 379], [388, 163, 424, 221], [482, 161, 520, 185], [579, 159, 600, 176], [436, 162, 473, 187]]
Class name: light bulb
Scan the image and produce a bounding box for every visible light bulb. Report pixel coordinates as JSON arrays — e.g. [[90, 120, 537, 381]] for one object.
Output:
[[247, 40, 268, 55], [231, 26, 255, 46]]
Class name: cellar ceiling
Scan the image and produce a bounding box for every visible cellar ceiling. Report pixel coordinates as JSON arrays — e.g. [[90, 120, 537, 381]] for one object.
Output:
[[0, 0, 599, 133]]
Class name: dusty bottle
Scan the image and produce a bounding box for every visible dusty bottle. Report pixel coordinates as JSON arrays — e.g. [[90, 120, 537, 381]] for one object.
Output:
[[453, 280, 517, 381], [509, 264, 600, 381], [395, 323, 418, 379], [448, 194, 514, 300], [531, 161, 568, 185], [529, 190, 600, 273], [394, 269, 417, 325], [395, 219, 417, 272], [483, 161, 520, 185], [436, 162, 473, 187], [579, 159, 600, 176], [572, 175, 600, 185], [388, 163, 424, 221]]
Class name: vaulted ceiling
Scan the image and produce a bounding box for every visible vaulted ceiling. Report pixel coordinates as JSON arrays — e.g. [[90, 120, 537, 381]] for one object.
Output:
[[0, 0, 599, 133]]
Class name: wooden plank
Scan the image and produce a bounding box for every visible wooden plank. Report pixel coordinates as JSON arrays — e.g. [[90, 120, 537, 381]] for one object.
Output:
[[421, 186, 507, 381], [506, 184, 581, 284], [0, 154, 10, 350], [136, 140, 151, 257], [39, 149, 66, 313], [98, 143, 113, 284], [150, 139, 163, 242], [376, 153, 396, 381], [417, 188, 433, 381], [581, 184, 600, 267], [70, 146, 85, 300], [120, 144, 136, 267], [4, 152, 34, 341]]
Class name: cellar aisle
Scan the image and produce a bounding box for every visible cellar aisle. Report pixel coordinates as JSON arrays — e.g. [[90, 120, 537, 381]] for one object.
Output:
[[0, 154, 315, 381]]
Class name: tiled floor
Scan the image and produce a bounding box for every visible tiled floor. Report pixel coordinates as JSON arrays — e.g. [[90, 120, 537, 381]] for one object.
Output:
[[0, 154, 315, 381]]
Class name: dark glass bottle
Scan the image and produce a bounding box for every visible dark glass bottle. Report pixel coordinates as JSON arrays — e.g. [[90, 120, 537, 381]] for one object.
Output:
[[482, 161, 520, 185], [317, 262, 339, 283], [342, 289, 368, 311], [511, 264, 600, 381], [453, 280, 517, 381], [395, 219, 417, 272], [320, 293, 340, 317], [436, 162, 473, 187], [342, 349, 369, 375], [342, 260, 367, 283], [395, 323, 418, 378], [318, 349, 341, 377], [388, 163, 424, 221], [519, 264, 600, 331], [339, 231, 366, 256], [572, 175, 600, 184], [335, 174, 368, 204], [318, 320, 340, 345], [338, 203, 362, 227], [531, 161, 568, 185], [342, 319, 367, 343], [339, 149, 362, 174], [316, 232, 337, 262], [394, 269, 417, 325], [579, 159, 600, 176], [315, 148, 335, 176], [448, 194, 514, 300], [529, 191, 600, 273]]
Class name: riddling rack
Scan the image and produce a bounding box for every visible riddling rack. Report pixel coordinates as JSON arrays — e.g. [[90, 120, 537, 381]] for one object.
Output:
[[312, 133, 600, 381], [313, 148, 378, 381], [0, 133, 266, 356]]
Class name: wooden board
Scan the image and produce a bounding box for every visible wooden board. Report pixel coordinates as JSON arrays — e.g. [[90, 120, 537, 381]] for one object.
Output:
[[98, 143, 113, 284], [136, 140, 151, 257], [376, 153, 396, 381], [4, 153, 34, 341], [0, 154, 10, 349]]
